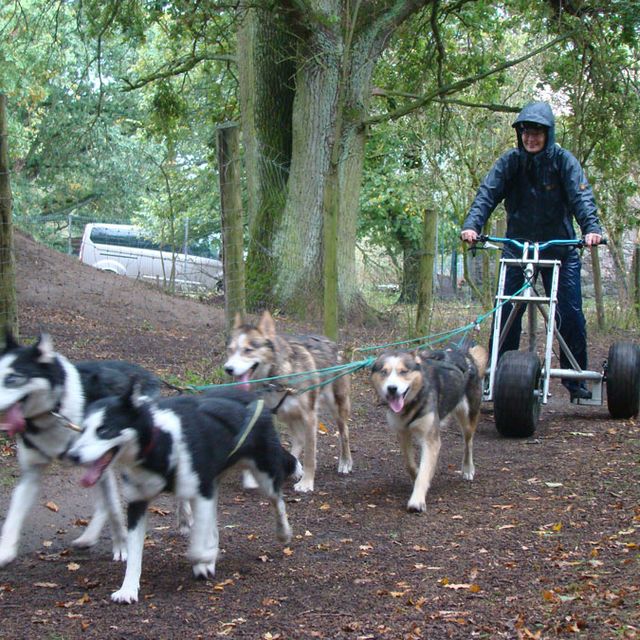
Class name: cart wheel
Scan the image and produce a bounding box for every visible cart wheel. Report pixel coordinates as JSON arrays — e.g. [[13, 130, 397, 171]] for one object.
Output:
[[494, 351, 542, 438], [606, 342, 640, 419]]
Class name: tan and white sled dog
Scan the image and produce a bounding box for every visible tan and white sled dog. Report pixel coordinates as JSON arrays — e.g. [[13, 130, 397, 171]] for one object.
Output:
[[370, 343, 487, 512], [224, 311, 352, 492]]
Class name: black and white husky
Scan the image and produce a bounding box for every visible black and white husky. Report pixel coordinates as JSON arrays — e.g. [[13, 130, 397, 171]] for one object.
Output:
[[67, 384, 301, 604], [0, 331, 161, 566]]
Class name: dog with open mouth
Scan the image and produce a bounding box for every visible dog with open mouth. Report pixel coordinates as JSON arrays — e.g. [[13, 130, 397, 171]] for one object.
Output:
[[67, 384, 301, 604], [370, 343, 487, 512], [224, 311, 352, 493], [0, 330, 161, 567]]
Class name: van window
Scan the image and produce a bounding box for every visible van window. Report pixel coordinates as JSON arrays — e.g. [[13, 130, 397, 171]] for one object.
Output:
[[79, 223, 223, 293]]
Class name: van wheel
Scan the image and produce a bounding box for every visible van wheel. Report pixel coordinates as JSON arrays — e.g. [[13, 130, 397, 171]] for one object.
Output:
[[494, 351, 542, 438], [606, 342, 640, 419]]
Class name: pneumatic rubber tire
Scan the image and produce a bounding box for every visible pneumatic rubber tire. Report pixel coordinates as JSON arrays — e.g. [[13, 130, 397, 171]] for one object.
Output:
[[606, 342, 640, 419], [494, 350, 542, 438]]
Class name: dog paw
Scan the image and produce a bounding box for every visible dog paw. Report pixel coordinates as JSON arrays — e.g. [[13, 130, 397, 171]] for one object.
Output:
[[111, 544, 128, 562], [71, 532, 99, 549], [337, 458, 353, 474], [406, 500, 427, 513], [242, 470, 259, 490], [192, 562, 216, 580], [276, 523, 292, 544], [111, 587, 139, 604], [462, 468, 475, 481], [294, 477, 314, 493], [0, 547, 17, 567]]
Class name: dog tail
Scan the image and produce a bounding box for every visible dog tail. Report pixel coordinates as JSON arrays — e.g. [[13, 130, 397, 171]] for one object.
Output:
[[468, 344, 488, 379]]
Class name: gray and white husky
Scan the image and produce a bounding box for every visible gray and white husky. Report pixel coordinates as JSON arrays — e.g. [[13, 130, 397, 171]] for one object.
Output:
[[0, 331, 160, 566], [224, 311, 352, 493]]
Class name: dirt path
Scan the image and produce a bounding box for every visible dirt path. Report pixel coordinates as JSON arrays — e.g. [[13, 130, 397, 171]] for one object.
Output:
[[0, 232, 637, 639]]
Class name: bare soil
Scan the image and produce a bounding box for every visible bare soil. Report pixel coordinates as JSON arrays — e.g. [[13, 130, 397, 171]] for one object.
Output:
[[0, 231, 638, 640]]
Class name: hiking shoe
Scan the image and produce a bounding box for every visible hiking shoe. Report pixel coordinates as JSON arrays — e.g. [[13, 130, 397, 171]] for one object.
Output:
[[569, 386, 592, 401]]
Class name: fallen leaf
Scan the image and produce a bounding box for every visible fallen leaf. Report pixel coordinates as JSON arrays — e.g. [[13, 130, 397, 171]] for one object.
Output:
[[34, 582, 59, 589], [317, 422, 328, 434], [319, 503, 331, 511], [283, 547, 293, 556], [67, 562, 80, 572], [443, 583, 471, 590], [45, 501, 59, 513], [213, 579, 235, 591]]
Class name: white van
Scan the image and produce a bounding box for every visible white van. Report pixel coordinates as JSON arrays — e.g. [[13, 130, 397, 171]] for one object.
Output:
[[79, 223, 223, 292]]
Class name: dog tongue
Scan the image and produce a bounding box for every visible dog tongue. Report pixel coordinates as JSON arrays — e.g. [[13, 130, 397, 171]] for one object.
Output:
[[389, 395, 405, 413], [234, 372, 251, 391], [0, 404, 26, 437], [80, 451, 114, 488]]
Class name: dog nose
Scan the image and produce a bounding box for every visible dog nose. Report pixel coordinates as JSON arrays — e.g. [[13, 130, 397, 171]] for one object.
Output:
[[387, 385, 397, 395], [224, 366, 234, 376], [67, 451, 81, 464]]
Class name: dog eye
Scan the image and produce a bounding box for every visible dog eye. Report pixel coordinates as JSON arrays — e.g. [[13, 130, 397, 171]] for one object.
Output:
[[96, 424, 111, 437], [4, 373, 27, 388]]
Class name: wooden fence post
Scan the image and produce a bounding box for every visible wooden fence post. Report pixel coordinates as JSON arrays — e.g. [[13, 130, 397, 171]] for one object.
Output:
[[0, 94, 18, 337], [217, 122, 246, 330]]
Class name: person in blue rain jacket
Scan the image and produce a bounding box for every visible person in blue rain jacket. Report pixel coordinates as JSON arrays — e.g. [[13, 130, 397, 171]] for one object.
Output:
[[460, 101, 603, 400]]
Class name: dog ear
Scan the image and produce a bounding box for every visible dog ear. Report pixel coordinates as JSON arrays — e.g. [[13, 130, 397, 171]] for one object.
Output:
[[413, 349, 422, 364], [259, 311, 276, 340], [34, 333, 55, 364], [124, 377, 151, 409], [2, 326, 19, 353]]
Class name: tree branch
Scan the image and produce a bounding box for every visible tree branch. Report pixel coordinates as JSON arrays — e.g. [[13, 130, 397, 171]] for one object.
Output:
[[363, 32, 573, 127], [120, 53, 236, 91]]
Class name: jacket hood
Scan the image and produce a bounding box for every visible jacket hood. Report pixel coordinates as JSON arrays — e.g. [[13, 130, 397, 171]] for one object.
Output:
[[512, 101, 556, 152]]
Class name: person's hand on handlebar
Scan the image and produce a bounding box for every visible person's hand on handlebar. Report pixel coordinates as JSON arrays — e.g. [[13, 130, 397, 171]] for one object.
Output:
[[460, 229, 478, 244], [583, 232, 602, 247]]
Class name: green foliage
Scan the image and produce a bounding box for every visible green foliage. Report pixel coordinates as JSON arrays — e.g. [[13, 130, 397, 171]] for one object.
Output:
[[2, 0, 238, 251]]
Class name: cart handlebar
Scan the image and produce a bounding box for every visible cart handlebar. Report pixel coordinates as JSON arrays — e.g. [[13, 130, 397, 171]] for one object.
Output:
[[476, 235, 607, 252]]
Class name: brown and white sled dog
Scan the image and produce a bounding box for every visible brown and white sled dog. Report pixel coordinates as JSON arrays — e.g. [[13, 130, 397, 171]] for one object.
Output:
[[370, 344, 488, 512], [224, 311, 352, 493]]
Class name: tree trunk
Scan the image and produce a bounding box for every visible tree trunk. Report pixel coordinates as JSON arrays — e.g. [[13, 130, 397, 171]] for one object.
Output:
[[605, 227, 631, 304], [238, 1, 431, 319], [217, 123, 246, 329], [416, 208, 437, 337], [237, 6, 295, 311], [276, 19, 382, 318], [634, 239, 640, 322], [0, 94, 18, 335], [398, 243, 420, 304]]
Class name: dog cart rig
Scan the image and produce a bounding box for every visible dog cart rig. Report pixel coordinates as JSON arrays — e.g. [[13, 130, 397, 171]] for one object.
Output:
[[475, 235, 640, 438]]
